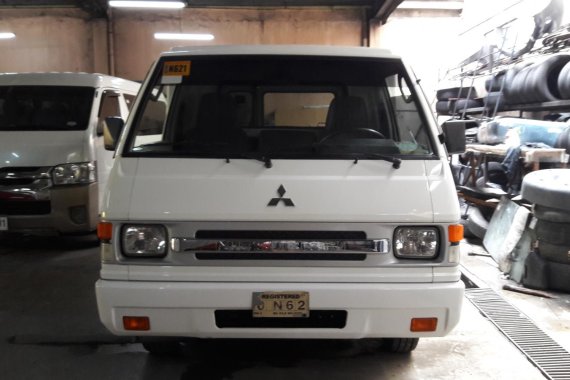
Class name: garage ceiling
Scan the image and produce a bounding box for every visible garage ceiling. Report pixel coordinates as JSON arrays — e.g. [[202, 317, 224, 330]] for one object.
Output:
[[0, 0, 403, 22]]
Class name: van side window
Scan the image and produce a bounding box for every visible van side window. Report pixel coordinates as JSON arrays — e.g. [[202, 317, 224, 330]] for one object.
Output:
[[97, 90, 121, 135], [131, 84, 169, 149]]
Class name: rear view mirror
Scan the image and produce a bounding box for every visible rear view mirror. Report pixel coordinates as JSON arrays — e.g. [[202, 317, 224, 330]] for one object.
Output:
[[441, 120, 467, 154], [104, 116, 125, 151]]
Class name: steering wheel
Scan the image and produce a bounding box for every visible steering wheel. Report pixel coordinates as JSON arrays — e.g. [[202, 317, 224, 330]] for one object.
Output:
[[318, 128, 386, 145]]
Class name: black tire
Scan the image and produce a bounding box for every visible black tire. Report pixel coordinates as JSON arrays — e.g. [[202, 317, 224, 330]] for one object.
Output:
[[526, 54, 570, 102], [534, 204, 570, 223], [142, 341, 182, 356], [546, 261, 570, 292], [538, 241, 570, 264], [535, 220, 570, 245], [558, 61, 570, 99], [503, 62, 532, 104], [483, 91, 505, 111], [521, 169, 570, 211], [385, 338, 419, 353], [485, 73, 505, 92], [452, 98, 482, 113], [554, 126, 570, 155], [514, 65, 535, 104], [435, 100, 450, 115], [465, 206, 489, 240], [436, 87, 478, 101]]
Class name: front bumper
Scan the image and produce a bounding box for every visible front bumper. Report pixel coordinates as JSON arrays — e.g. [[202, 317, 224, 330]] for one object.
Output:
[[96, 279, 464, 339], [1, 183, 98, 235]]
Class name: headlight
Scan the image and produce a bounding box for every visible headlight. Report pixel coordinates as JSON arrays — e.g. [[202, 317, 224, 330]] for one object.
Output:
[[394, 227, 439, 259], [122, 225, 167, 257], [52, 162, 96, 185]]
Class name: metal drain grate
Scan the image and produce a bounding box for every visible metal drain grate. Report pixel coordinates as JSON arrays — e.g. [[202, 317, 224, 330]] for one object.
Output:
[[465, 288, 570, 380]]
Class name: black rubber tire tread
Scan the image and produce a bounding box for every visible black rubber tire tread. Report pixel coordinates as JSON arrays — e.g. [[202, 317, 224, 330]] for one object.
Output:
[[558, 61, 570, 99], [546, 261, 570, 292], [142, 341, 182, 356], [435, 100, 450, 115], [483, 91, 505, 111], [536, 220, 570, 245], [538, 241, 570, 264], [485, 74, 505, 92], [436, 87, 478, 101], [525, 54, 570, 102], [453, 98, 482, 113], [521, 169, 570, 211], [386, 338, 419, 353], [534, 204, 570, 223], [503, 62, 532, 104], [515, 65, 536, 104], [554, 126, 570, 155], [465, 206, 489, 240]]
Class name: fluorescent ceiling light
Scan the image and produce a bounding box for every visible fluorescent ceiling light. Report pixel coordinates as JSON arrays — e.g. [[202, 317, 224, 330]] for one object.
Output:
[[109, 1, 185, 9], [398, 1, 463, 10], [0, 32, 15, 39], [154, 33, 214, 41]]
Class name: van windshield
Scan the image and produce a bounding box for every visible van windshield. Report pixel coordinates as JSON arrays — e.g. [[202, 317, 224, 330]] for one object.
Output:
[[126, 56, 435, 159], [0, 86, 95, 131]]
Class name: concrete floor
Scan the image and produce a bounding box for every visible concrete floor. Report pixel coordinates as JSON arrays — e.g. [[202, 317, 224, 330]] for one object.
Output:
[[0, 236, 565, 380]]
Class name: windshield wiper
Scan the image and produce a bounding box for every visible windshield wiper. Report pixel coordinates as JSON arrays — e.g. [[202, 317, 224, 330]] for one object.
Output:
[[235, 153, 272, 168], [351, 153, 402, 169]]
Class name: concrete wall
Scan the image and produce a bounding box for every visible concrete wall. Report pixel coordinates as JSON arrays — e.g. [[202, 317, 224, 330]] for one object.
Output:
[[0, 7, 366, 81]]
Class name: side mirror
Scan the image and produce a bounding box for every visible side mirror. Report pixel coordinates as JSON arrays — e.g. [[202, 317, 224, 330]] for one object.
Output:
[[441, 120, 467, 154], [103, 116, 125, 151]]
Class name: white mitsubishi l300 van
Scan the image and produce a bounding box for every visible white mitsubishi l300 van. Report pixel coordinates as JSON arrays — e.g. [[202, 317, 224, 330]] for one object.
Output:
[[96, 45, 466, 354]]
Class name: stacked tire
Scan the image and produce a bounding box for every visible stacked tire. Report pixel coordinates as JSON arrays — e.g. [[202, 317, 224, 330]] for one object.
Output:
[[503, 54, 570, 105], [435, 86, 480, 116], [483, 72, 506, 112], [521, 169, 570, 292]]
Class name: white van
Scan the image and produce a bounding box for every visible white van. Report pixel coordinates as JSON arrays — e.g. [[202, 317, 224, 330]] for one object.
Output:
[[96, 45, 466, 354], [0, 73, 139, 235]]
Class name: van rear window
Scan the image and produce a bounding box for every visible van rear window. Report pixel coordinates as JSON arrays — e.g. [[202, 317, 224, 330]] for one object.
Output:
[[126, 56, 435, 159], [0, 86, 94, 131]]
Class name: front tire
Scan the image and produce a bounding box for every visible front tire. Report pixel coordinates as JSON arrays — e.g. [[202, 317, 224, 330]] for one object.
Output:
[[142, 341, 182, 356], [385, 338, 419, 353]]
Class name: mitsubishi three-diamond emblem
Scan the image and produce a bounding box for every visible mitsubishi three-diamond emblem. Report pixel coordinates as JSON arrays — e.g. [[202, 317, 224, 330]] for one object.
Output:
[[267, 185, 295, 207]]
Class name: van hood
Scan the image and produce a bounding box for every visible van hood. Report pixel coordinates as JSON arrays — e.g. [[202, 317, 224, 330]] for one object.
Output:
[[0, 131, 88, 167], [106, 158, 459, 223]]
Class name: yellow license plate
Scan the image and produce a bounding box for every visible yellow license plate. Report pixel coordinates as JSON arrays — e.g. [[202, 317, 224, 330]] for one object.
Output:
[[252, 291, 309, 318]]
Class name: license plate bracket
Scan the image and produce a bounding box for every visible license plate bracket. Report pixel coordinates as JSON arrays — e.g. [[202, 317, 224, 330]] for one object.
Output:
[[252, 291, 309, 318], [0, 216, 7, 231]]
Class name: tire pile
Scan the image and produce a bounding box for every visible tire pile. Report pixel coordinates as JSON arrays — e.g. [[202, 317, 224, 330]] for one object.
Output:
[[521, 169, 570, 292], [436, 86, 481, 116]]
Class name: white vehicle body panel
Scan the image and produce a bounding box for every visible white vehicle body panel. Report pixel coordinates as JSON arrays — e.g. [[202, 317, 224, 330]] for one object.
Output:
[[96, 45, 463, 341]]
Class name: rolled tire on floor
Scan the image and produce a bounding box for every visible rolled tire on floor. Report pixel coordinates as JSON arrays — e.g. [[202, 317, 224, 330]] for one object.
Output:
[[521, 169, 570, 212], [465, 206, 489, 240], [534, 204, 570, 223], [435, 100, 450, 115], [557, 61, 570, 99], [546, 261, 570, 293], [538, 241, 570, 264], [384, 338, 419, 353], [525, 54, 570, 102], [436, 87, 478, 101], [535, 220, 570, 245]]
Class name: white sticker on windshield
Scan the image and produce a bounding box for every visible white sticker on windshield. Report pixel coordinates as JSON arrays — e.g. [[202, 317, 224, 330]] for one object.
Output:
[[161, 75, 182, 85]]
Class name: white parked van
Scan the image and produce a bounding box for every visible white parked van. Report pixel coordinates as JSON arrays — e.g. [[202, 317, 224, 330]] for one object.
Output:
[[96, 45, 466, 354], [0, 73, 139, 235]]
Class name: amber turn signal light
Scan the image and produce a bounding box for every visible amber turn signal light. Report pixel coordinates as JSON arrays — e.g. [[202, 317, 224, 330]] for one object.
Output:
[[410, 317, 438, 332], [97, 222, 113, 241], [123, 316, 150, 331], [448, 224, 464, 243]]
